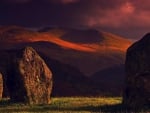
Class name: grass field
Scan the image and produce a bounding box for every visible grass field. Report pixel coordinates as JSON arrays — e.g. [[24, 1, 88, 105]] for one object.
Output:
[[0, 97, 149, 113]]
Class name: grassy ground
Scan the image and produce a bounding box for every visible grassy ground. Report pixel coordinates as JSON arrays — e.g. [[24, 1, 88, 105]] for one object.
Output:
[[0, 97, 149, 113]]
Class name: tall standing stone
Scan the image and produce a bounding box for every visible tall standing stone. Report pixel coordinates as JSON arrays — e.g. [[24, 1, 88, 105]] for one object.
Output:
[[123, 33, 150, 107], [7, 47, 53, 104]]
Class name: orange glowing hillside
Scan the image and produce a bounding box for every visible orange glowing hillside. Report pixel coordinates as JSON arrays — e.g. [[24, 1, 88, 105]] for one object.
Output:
[[0, 26, 131, 53], [0, 26, 132, 77]]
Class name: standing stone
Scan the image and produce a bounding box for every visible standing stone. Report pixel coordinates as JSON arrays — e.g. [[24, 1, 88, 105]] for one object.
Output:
[[123, 33, 150, 107], [7, 47, 53, 104], [0, 52, 12, 97], [0, 73, 3, 99]]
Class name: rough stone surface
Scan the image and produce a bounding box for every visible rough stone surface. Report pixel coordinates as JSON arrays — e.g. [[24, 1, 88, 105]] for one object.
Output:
[[0, 73, 3, 99], [7, 47, 53, 104], [0, 52, 11, 97], [123, 33, 150, 107]]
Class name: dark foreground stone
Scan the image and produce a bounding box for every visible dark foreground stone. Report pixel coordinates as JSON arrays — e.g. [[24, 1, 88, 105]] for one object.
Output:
[[7, 47, 53, 104], [123, 33, 150, 107]]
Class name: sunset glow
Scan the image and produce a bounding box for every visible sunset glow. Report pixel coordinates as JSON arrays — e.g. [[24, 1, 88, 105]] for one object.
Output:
[[7, 32, 131, 53], [121, 2, 134, 14]]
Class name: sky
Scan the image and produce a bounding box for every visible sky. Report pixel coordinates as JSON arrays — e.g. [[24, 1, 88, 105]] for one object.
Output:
[[0, 0, 149, 39]]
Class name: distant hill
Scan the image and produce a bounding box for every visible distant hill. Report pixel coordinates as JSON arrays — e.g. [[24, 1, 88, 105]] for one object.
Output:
[[0, 26, 132, 96], [91, 64, 126, 95]]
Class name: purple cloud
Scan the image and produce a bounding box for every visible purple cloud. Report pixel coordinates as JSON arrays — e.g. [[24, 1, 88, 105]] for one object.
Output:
[[0, 0, 149, 39]]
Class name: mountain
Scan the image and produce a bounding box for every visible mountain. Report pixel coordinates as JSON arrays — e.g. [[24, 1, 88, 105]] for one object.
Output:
[[0, 26, 132, 96], [91, 64, 125, 95], [40, 27, 131, 76]]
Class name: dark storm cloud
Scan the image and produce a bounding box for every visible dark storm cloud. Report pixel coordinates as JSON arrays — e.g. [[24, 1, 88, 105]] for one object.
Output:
[[0, 0, 149, 39], [0, 0, 31, 4], [0, 0, 80, 4], [0, 0, 75, 26], [49, 0, 80, 4], [131, 0, 150, 11], [76, 0, 150, 38]]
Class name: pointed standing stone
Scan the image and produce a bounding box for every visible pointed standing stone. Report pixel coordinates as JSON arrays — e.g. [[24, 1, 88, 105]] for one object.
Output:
[[7, 47, 53, 104]]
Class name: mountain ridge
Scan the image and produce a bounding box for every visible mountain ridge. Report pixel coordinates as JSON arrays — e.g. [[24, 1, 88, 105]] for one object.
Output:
[[0, 26, 132, 96]]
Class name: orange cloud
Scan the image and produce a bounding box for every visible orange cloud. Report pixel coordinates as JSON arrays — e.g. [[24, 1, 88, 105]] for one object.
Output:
[[121, 2, 134, 14]]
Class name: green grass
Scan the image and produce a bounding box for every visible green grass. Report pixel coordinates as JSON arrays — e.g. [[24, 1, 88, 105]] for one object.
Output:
[[0, 97, 149, 113]]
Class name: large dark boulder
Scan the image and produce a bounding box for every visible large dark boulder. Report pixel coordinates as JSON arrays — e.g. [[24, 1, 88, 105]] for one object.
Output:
[[6, 47, 53, 104], [123, 33, 150, 107]]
